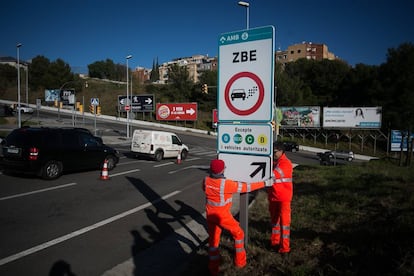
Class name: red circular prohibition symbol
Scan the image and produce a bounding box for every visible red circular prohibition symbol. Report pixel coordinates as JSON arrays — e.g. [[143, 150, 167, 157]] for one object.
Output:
[[224, 71, 265, 116]]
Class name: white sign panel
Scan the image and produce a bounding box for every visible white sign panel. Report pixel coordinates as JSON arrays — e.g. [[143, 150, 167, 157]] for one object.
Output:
[[323, 107, 382, 128], [218, 123, 272, 155], [218, 153, 272, 182], [218, 26, 274, 122]]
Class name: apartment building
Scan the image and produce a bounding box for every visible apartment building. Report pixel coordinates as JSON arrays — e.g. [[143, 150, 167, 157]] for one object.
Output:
[[276, 42, 337, 65], [157, 54, 217, 84]]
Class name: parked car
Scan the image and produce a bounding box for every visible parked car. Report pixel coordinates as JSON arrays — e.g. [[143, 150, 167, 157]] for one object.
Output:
[[282, 141, 299, 152], [0, 127, 119, 179], [317, 151, 334, 166], [15, 104, 34, 114], [317, 150, 354, 161], [131, 129, 189, 161]]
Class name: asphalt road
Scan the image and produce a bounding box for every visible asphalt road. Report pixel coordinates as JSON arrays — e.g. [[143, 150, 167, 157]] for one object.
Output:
[[0, 111, 327, 276]]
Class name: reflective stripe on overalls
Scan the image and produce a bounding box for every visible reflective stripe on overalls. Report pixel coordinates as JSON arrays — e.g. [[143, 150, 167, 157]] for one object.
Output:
[[273, 167, 293, 184], [206, 179, 253, 207]]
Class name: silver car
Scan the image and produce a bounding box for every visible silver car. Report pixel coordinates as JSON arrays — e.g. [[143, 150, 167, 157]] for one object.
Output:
[[16, 104, 34, 114], [328, 150, 354, 161]]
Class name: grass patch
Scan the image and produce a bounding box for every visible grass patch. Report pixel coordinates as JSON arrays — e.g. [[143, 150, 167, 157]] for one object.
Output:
[[183, 160, 414, 275]]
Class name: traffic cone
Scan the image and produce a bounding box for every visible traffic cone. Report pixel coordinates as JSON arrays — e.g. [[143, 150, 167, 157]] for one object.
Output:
[[176, 149, 182, 164], [100, 159, 110, 180]]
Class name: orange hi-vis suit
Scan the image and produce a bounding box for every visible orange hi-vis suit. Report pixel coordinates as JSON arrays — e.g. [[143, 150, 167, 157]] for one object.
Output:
[[267, 153, 293, 253], [203, 175, 265, 275]]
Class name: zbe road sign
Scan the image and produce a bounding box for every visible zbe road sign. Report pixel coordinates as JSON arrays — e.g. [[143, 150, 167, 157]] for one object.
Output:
[[218, 26, 274, 122]]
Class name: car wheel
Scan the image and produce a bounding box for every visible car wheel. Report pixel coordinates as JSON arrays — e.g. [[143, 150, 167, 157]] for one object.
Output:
[[181, 149, 188, 160], [347, 157, 353, 162], [104, 155, 117, 170], [154, 150, 164, 162], [41, 160, 63, 180], [291, 148, 297, 153]]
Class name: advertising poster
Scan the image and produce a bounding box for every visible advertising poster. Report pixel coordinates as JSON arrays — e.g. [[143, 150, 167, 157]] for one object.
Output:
[[279, 106, 320, 128], [323, 107, 382, 128], [390, 130, 414, 152], [44, 89, 60, 102]]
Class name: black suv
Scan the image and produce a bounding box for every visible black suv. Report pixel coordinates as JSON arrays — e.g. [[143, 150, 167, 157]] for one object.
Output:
[[1, 127, 119, 179], [282, 141, 299, 152]]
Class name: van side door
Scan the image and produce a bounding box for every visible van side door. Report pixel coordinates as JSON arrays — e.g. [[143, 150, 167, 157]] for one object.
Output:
[[168, 134, 182, 157]]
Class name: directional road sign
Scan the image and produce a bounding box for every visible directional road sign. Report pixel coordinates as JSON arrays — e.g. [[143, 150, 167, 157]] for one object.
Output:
[[218, 26, 274, 122], [218, 153, 272, 182], [118, 94, 154, 112]]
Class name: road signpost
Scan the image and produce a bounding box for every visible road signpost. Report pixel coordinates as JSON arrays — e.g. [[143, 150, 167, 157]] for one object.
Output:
[[90, 98, 99, 135], [218, 26, 275, 244]]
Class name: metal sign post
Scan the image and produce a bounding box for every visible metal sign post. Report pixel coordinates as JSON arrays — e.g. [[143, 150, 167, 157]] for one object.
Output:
[[218, 26, 275, 245]]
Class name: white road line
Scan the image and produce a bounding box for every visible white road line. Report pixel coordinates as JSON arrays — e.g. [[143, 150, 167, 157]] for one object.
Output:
[[168, 165, 209, 174], [0, 183, 78, 201], [153, 162, 175, 168], [117, 160, 148, 166], [0, 190, 181, 266], [109, 169, 141, 177]]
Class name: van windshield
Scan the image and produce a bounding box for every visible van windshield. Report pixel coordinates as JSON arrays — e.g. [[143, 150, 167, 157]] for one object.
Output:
[[172, 135, 182, 145]]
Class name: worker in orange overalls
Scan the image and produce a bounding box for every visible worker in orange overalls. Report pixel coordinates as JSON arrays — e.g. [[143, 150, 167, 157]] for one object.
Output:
[[203, 159, 273, 275], [267, 141, 294, 254]]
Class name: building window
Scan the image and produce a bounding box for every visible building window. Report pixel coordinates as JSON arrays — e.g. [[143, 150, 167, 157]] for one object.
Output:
[[297, 50, 301, 53], [290, 50, 294, 54]]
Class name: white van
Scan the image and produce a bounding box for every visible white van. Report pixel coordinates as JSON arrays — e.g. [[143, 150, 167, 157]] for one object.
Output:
[[131, 130, 189, 161]]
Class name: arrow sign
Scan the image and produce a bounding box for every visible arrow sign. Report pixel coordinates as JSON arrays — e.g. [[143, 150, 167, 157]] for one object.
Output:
[[250, 162, 266, 178], [218, 153, 272, 182], [145, 98, 152, 104], [186, 108, 195, 115]]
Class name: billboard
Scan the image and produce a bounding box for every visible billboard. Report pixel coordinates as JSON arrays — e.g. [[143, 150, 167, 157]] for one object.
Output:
[[156, 103, 197, 121], [390, 130, 414, 152], [60, 89, 75, 105], [45, 89, 60, 102], [279, 106, 320, 128], [323, 107, 382, 128]]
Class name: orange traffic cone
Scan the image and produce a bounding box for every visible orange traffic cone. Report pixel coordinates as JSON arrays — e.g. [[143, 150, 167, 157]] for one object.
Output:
[[176, 149, 182, 164], [100, 159, 110, 180]]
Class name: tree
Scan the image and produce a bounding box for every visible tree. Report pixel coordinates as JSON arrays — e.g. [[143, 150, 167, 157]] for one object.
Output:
[[196, 70, 218, 111], [166, 64, 192, 101], [149, 58, 160, 83], [378, 42, 414, 130], [336, 64, 382, 106], [0, 64, 17, 93]]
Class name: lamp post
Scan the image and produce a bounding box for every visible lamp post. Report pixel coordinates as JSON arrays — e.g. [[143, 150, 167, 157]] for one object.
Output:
[[16, 43, 22, 128], [126, 55, 132, 138], [238, 1, 250, 30], [25, 65, 28, 105]]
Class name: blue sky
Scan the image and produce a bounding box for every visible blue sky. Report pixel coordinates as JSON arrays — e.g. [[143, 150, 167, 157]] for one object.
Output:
[[1, 0, 413, 73]]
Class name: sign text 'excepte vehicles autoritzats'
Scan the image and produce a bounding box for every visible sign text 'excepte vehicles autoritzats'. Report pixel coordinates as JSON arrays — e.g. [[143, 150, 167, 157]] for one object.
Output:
[[156, 103, 198, 121], [218, 26, 274, 122], [218, 123, 272, 156]]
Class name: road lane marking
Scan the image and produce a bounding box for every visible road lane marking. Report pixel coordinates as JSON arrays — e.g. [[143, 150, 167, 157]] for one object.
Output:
[[0, 190, 181, 266], [110, 169, 141, 177], [0, 183, 78, 201], [153, 162, 175, 167], [168, 165, 209, 174]]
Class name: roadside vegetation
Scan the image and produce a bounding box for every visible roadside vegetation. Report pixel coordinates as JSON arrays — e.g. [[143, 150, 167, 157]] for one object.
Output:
[[183, 160, 414, 275]]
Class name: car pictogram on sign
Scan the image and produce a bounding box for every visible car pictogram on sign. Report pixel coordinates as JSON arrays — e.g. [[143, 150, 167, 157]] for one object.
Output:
[[231, 89, 246, 101]]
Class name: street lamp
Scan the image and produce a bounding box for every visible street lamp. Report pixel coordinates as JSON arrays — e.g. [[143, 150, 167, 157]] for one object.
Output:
[[16, 43, 22, 128], [238, 1, 250, 30], [126, 55, 132, 138]]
